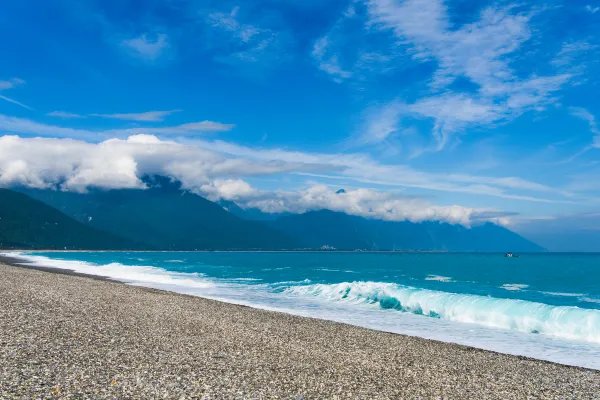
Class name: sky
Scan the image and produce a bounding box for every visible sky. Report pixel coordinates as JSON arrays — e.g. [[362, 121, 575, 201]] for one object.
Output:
[[1, 0, 600, 249]]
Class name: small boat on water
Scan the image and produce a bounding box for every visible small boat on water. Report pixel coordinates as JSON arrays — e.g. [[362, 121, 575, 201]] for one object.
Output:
[[505, 253, 520, 258]]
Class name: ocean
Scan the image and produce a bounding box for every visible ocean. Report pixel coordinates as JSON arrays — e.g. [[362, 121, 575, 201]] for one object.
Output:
[[5, 251, 600, 370]]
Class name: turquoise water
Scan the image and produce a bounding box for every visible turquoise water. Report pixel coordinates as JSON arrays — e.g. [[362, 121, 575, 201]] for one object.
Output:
[[6, 251, 600, 369]]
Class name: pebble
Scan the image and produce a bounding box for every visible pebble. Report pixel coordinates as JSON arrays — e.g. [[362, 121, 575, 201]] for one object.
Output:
[[0, 262, 599, 399]]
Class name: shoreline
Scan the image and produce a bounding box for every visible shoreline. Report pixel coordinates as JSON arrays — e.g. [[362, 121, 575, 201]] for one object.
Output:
[[1, 258, 600, 398], [0, 255, 566, 368], [4, 253, 600, 369]]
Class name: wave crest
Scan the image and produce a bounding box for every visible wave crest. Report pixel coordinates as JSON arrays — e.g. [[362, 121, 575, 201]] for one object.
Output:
[[285, 281, 600, 343]]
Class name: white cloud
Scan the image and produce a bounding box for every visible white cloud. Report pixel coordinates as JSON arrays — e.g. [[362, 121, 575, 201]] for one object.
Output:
[[586, 5, 600, 13], [570, 107, 599, 136], [91, 110, 181, 122], [357, 101, 405, 145], [567, 107, 600, 158], [199, 180, 507, 226], [0, 78, 31, 110], [0, 95, 33, 110], [206, 6, 284, 66], [47, 111, 85, 119], [121, 33, 170, 62], [200, 178, 256, 201], [323, 1, 575, 149], [552, 41, 596, 68], [367, 1, 533, 91], [0, 135, 326, 193], [0, 114, 98, 139], [0, 132, 512, 225], [0, 114, 574, 204], [192, 138, 573, 203], [311, 4, 397, 84], [312, 36, 353, 83], [0, 114, 234, 139], [0, 78, 25, 91]]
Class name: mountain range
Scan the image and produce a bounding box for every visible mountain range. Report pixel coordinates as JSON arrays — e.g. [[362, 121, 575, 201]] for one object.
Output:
[[0, 177, 544, 252], [0, 189, 141, 250]]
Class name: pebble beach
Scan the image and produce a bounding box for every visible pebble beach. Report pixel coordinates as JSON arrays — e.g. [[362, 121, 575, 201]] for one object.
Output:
[[1, 261, 599, 399]]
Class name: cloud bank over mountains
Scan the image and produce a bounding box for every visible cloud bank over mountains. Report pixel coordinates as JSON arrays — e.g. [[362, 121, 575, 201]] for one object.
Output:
[[1, 0, 599, 243], [0, 134, 513, 226]]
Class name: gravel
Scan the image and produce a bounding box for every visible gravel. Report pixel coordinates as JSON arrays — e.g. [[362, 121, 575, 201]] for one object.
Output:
[[0, 262, 599, 399]]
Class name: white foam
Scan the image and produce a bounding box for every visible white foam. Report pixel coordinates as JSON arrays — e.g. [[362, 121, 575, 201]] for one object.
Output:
[[5, 252, 600, 370], [286, 281, 600, 344], [542, 291, 586, 297], [580, 297, 600, 305], [425, 275, 453, 282], [501, 284, 529, 291], [6, 252, 213, 289]]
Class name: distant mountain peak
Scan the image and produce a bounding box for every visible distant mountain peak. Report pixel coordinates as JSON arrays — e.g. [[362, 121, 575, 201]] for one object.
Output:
[[336, 189, 346, 194], [141, 175, 183, 193]]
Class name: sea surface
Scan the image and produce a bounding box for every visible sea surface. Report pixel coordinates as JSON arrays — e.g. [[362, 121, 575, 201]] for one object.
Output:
[[5, 251, 600, 370]]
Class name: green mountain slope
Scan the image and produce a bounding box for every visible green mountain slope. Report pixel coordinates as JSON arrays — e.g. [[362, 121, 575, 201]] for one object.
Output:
[[0, 189, 142, 250], [18, 179, 297, 250], [267, 210, 545, 252], [14, 178, 543, 252]]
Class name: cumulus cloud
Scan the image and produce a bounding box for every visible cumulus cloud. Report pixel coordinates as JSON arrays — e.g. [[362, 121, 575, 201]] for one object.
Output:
[[0, 135, 328, 192], [0, 134, 571, 225], [199, 179, 509, 226], [0, 123, 572, 205]]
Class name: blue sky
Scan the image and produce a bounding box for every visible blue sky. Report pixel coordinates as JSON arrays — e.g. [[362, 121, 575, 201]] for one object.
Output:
[[1, 0, 600, 248]]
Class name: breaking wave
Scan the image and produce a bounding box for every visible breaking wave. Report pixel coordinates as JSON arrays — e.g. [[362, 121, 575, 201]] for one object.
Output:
[[285, 281, 600, 343], [5, 253, 213, 289]]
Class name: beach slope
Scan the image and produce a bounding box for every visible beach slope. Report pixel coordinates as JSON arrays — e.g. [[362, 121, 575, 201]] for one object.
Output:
[[0, 263, 598, 399]]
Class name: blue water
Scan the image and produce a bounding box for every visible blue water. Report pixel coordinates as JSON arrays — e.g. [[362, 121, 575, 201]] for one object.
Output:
[[5, 251, 600, 369]]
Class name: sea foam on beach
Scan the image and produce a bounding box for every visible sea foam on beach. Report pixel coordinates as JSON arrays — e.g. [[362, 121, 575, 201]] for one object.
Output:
[[4, 250, 600, 370]]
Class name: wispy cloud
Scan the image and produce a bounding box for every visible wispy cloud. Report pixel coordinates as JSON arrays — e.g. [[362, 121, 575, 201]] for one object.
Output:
[[121, 33, 171, 62], [552, 41, 597, 68], [570, 107, 600, 137], [312, 36, 353, 83], [311, 4, 396, 84], [0, 95, 33, 110], [318, 1, 575, 150], [47, 110, 182, 122], [47, 111, 85, 119], [561, 107, 600, 163], [357, 101, 405, 145], [190, 137, 574, 203], [0, 114, 235, 140], [91, 110, 181, 122], [0, 78, 31, 110], [586, 5, 600, 13], [206, 6, 287, 67], [0, 113, 572, 203], [0, 78, 25, 90]]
